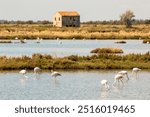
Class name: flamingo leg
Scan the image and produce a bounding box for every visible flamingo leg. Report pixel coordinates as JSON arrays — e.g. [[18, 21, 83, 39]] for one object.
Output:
[[135, 72, 138, 79], [104, 84, 108, 90], [120, 79, 124, 85], [126, 74, 129, 80]]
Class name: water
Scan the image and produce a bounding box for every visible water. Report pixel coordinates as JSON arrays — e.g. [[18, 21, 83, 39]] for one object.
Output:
[[0, 70, 149, 100], [0, 40, 149, 57]]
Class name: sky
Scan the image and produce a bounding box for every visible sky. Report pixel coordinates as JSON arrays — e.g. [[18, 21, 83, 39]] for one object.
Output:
[[0, 0, 149, 21]]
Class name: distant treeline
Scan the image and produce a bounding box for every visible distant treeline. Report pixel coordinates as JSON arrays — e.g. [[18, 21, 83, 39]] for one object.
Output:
[[0, 20, 52, 24], [0, 19, 150, 25], [83, 19, 150, 25]]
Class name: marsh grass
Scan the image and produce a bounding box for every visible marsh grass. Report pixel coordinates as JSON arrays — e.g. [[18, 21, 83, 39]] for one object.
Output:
[[90, 48, 124, 54], [0, 24, 150, 39], [0, 53, 149, 70], [0, 40, 12, 43]]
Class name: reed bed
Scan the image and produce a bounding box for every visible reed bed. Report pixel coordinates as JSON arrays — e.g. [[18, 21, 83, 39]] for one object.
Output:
[[90, 48, 124, 54], [0, 24, 150, 39], [0, 53, 149, 70]]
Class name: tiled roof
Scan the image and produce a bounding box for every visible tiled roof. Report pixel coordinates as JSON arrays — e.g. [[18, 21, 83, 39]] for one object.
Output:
[[58, 11, 80, 16]]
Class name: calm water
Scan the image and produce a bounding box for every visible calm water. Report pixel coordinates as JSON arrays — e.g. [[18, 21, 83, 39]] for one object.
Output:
[[0, 40, 149, 57], [0, 70, 149, 100]]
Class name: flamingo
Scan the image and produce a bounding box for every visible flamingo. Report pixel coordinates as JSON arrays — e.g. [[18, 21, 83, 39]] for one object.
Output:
[[51, 70, 61, 78], [15, 37, 18, 40], [34, 67, 41, 78], [56, 38, 60, 41], [19, 69, 28, 78], [58, 40, 62, 45], [118, 70, 129, 80], [132, 67, 141, 78], [36, 37, 43, 43], [20, 39, 26, 43], [101, 80, 110, 90], [113, 74, 124, 86]]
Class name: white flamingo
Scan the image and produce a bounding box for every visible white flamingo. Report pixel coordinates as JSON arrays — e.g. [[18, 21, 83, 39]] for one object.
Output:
[[118, 70, 129, 80], [113, 74, 124, 86], [36, 37, 43, 43], [34, 67, 41, 78], [51, 70, 61, 78], [56, 38, 60, 41], [19, 69, 28, 78], [132, 67, 141, 78], [15, 37, 18, 40], [101, 80, 110, 90], [58, 40, 62, 45]]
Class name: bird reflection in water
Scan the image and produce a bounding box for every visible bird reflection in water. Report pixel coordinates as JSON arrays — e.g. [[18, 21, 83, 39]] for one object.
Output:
[[100, 90, 110, 99]]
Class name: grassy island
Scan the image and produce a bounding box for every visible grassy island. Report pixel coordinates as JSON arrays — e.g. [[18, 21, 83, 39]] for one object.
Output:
[[90, 48, 123, 54], [0, 53, 149, 70]]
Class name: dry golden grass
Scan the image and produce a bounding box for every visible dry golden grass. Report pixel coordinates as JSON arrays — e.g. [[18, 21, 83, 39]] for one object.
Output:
[[0, 24, 150, 39], [90, 48, 124, 54]]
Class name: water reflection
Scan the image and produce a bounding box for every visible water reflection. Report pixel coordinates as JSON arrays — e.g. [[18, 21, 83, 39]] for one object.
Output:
[[100, 90, 110, 99], [19, 77, 28, 83], [52, 78, 60, 85]]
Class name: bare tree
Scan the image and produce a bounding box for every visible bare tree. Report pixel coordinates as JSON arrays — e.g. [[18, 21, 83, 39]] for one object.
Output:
[[120, 10, 135, 28]]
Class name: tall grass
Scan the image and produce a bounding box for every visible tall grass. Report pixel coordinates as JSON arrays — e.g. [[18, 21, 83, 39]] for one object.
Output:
[[90, 48, 123, 54], [0, 53, 149, 70], [0, 24, 150, 39]]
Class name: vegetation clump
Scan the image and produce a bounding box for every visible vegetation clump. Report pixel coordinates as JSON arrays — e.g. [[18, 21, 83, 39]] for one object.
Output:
[[0, 40, 12, 43], [0, 53, 149, 70], [115, 40, 126, 44], [90, 48, 123, 54]]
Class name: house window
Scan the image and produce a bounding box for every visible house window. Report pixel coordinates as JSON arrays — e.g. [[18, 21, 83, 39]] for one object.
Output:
[[59, 17, 60, 21], [55, 17, 56, 21], [73, 18, 76, 21]]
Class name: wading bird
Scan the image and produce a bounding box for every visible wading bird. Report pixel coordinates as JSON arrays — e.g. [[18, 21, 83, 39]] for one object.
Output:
[[101, 80, 110, 91], [34, 67, 41, 78], [118, 70, 129, 80], [58, 40, 62, 45], [51, 70, 61, 78], [113, 74, 124, 86], [132, 67, 141, 78], [19, 69, 28, 78], [36, 37, 43, 43]]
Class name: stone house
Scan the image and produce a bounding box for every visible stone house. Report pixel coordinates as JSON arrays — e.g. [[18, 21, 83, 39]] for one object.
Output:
[[53, 11, 80, 27]]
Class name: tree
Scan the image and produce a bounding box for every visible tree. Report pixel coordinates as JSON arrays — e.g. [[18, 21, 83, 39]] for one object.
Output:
[[120, 10, 135, 28]]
